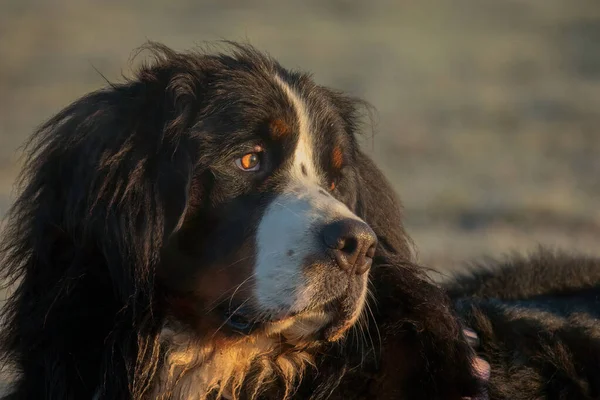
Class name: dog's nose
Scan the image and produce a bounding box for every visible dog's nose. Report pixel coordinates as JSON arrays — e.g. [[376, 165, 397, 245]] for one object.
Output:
[[322, 219, 377, 275]]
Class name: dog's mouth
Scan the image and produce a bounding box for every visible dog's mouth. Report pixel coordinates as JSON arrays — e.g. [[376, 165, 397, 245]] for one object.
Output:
[[220, 303, 326, 334], [221, 305, 258, 334], [220, 296, 362, 342]]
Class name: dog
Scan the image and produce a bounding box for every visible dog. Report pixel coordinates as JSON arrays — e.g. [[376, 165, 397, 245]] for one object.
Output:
[[0, 42, 597, 400]]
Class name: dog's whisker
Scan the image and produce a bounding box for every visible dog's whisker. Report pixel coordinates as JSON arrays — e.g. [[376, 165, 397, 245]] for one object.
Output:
[[227, 274, 256, 311], [364, 300, 381, 366], [204, 274, 257, 313], [272, 201, 303, 219], [357, 313, 370, 367], [211, 298, 251, 339], [215, 254, 256, 271]]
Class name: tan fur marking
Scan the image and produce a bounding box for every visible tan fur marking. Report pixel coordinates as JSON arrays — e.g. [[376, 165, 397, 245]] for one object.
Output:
[[331, 146, 344, 170], [152, 320, 328, 400], [269, 119, 290, 139]]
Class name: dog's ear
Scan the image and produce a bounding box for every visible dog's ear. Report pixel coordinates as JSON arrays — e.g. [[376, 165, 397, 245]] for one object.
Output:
[[4, 43, 204, 304], [353, 150, 412, 259], [0, 44, 206, 398]]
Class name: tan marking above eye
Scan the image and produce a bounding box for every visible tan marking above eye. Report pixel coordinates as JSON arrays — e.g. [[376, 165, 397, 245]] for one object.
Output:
[[235, 152, 261, 171], [329, 181, 336, 191], [269, 119, 290, 139], [332, 147, 343, 170]]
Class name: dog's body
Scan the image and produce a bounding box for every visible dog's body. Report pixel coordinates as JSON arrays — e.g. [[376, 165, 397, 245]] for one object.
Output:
[[0, 42, 598, 400], [449, 252, 600, 400]]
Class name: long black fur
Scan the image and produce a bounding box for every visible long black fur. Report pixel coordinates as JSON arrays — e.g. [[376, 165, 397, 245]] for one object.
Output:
[[1, 42, 598, 400], [449, 251, 600, 399]]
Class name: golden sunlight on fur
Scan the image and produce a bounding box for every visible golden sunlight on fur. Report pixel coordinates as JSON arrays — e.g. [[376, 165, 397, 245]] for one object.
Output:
[[153, 313, 333, 400]]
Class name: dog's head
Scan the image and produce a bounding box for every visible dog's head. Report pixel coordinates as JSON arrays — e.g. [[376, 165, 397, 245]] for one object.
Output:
[[156, 48, 383, 344], [2, 42, 412, 398]]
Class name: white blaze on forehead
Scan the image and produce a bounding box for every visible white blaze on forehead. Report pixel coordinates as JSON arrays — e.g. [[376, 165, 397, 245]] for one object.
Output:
[[272, 74, 320, 183]]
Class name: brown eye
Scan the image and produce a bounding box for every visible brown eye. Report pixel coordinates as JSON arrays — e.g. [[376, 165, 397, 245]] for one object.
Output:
[[235, 153, 261, 171]]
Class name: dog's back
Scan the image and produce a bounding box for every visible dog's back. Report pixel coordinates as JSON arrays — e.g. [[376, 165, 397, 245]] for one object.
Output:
[[448, 251, 600, 399]]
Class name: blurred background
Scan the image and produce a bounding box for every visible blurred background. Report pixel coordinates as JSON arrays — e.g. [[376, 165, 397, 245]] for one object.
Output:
[[1, 0, 599, 274]]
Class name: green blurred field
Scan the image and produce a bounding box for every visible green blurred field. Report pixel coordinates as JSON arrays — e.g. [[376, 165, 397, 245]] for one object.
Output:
[[1, 0, 600, 273]]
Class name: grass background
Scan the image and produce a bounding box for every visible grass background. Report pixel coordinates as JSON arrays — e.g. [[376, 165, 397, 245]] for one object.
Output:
[[1, 0, 600, 274]]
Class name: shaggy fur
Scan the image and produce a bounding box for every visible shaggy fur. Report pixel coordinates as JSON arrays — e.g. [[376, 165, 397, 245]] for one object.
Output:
[[2, 42, 597, 400], [0, 42, 484, 400], [449, 251, 600, 400]]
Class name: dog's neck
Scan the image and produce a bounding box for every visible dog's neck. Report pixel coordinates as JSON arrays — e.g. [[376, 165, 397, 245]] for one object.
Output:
[[151, 323, 324, 400]]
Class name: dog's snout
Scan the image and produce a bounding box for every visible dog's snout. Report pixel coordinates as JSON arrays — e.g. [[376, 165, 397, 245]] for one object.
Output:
[[322, 219, 377, 275]]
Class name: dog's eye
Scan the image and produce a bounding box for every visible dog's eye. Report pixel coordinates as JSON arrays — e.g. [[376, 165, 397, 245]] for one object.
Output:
[[235, 153, 261, 171]]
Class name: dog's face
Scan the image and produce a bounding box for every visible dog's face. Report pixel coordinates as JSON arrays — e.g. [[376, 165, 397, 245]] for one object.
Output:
[[159, 52, 376, 343]]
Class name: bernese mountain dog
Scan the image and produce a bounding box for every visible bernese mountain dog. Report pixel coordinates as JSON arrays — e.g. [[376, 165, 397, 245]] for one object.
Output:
[[0, 42, 598, 400]]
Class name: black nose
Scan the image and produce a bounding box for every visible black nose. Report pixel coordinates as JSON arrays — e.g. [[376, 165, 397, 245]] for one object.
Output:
[[322, 219, 377, 275]]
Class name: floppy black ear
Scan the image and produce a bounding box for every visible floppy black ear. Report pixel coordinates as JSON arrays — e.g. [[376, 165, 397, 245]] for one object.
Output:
[[0, 44, 204, 398], [354, 150, 412, 259], [52, 45, 201, 290], [0, 45, 202, 326]]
